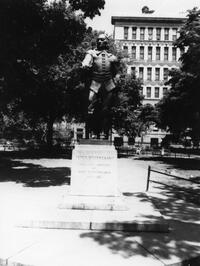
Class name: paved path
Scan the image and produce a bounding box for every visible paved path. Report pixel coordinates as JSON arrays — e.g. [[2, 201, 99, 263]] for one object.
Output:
[[0, 157, 200, 266]]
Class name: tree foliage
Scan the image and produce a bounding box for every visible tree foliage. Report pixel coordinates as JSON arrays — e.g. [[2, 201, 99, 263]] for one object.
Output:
[[0, 0, 105, 146], [136, 104, 159, 136], [112, 74, 143, 137], [158, 8, 200, 142], [69, 0, 105, 18]]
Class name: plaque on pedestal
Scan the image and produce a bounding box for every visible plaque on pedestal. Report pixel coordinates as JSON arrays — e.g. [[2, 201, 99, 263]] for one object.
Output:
[[70, 143, 119, 197]]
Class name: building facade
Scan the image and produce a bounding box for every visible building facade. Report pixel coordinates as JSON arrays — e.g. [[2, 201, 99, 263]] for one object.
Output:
[[111, 16, 185, 146], [111, 16, 185, 105]]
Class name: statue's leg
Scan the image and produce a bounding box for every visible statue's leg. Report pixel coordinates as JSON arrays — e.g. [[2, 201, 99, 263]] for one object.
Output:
[[101, 90, 114, 139], [102, 90, 113, 112], [88, 89, 102, 138], [90, 110, 102, 139], [88, 81, 101, 114], [88, 89, 98, 114]]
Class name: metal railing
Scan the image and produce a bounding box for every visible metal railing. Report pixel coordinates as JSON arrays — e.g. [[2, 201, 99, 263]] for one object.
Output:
[[146, 165, 200, 192]]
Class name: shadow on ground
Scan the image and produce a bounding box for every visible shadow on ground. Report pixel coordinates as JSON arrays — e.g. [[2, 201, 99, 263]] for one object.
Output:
[[81, 157, 200, 265], [0, 149, 71, 159], [150, 179, 200, 206], [80, 190, 200, 265], [0, 155, 70, 187]]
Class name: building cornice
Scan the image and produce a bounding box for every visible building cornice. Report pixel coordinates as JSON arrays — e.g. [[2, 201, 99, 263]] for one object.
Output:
[[115, 39, 176, 45], [125, 59, 181, 67], [111, 16, 186, 25]]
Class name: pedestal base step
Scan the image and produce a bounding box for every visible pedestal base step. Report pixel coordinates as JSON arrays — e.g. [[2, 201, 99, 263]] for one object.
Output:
[[17, 193, 169, 232], [19, 217, 168, 232], [58, 195, 128, 211]]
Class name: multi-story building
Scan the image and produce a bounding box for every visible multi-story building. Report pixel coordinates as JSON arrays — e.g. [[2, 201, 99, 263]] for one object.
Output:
[[111, 15, 185, 146], [111, 16, 185, 105]]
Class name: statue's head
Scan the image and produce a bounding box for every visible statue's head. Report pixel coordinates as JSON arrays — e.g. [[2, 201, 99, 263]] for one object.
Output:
[[97, 33, 108, 50]]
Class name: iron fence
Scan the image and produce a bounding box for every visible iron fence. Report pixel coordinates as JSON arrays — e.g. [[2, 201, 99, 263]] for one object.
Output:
[[146, 165, 200, 192]]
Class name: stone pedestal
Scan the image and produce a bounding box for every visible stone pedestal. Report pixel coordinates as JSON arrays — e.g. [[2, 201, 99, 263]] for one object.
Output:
[[60, 140, 127, 210]]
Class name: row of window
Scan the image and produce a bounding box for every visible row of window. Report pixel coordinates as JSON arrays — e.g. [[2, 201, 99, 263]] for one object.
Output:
[[124, 26, 178, 41], [123, 45, 183, 61], [131, 67, 170, 81], [141, 86, 168, 99]]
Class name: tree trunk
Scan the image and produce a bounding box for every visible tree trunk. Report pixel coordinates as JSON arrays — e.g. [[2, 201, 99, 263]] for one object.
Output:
[[85, 114, 90, 139], [46, 116, 54, 149]]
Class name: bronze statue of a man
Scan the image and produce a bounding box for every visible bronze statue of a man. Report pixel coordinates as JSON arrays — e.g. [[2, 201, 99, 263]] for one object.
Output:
[[82, 34, 119, 138]]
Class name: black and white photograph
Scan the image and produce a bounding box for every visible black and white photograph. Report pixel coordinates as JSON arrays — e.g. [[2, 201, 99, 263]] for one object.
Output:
[[0, 0, 200, 265]]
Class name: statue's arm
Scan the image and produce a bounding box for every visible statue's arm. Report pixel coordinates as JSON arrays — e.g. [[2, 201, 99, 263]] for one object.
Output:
[[82, 50, 93, 68]]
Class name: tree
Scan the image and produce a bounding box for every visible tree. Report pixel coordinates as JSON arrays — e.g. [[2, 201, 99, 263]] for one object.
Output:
[[112, 73, 143, 138], [136, 104, 159, 141], [0, 0, 105, 147], [158, 8, 200, 144]]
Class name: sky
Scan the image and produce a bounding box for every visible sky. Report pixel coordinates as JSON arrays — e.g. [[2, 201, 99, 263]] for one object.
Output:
[[86, 0, 200, 35]]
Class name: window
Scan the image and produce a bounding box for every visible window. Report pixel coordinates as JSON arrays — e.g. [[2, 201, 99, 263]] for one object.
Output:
[[152, 128, 159, 132], [147, 67, 152, 81], [146, 87, 151, 98], [163, 68, 169, 81], [140, 46, 144, 60], [172, 47, 177, 61], [123, 46, 128, 57], [164, 47, 169, 61], [132, 27, 137, 39], [139, 67, 144, 80], [77, 128, 83, 140], [131, 67, 136, 75], [163, 87, 168, 96], [140, 27, 145, 40], [154, 87, 160, 98], [124, 27, 129, 40], [148, 46, 152, 60], [131, 46, 136, 59], [156, 28, 161, 40], [172, 28, 177, 41], [139, 87, 143, 96], [164, 28, 169, 40], [148, 27, 153, 40], [155, 68, 160, 81], [156, 47, 160, 60]]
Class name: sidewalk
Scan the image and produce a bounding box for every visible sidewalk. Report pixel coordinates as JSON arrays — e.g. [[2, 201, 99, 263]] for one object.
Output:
[[0, 157, 200, 266]]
